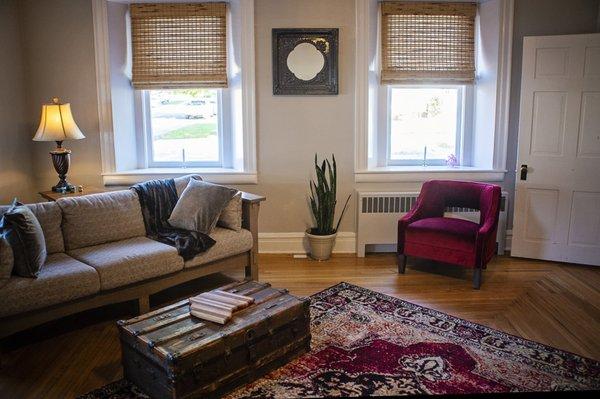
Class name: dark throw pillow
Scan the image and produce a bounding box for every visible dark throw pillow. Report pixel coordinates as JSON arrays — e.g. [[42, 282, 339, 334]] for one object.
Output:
[[0, 199, 47, 277], [168, 180, 237, 235]]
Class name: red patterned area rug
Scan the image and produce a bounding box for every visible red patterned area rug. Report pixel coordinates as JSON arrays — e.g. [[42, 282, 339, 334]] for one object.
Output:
[[81, 283, 599, 398]]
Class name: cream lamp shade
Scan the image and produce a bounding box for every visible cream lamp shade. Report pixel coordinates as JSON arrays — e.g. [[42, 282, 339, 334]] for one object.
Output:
[[33, 97, 85, 145]]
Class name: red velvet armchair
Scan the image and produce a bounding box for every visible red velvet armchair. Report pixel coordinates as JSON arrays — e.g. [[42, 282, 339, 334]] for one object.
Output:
[[397, 180, 502, 289]]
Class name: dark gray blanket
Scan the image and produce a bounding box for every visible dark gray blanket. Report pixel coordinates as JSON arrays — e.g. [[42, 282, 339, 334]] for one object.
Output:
[[131, 179, 215, 261]]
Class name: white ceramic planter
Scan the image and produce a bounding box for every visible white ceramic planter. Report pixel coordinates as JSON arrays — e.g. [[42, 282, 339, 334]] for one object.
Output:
[[305, 230, 337, 261]]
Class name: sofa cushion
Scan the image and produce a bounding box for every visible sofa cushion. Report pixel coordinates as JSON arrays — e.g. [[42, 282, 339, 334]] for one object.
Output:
[[58, 190, 146, 250], [405, 217, 479, 253], [184, 227, 253, 269], [0, 201, 64, 254], [68, 236, 184, 290], [0, 253, 100, 318]]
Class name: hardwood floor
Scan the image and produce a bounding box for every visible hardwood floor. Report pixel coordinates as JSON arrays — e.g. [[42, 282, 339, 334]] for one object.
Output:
[[0, 253, 599, 399]]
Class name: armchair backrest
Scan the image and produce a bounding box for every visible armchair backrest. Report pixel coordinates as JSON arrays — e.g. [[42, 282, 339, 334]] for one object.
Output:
[[419, 180, 501, 226]]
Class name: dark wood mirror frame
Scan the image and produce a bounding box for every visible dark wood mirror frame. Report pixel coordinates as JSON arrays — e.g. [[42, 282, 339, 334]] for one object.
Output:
[[272, 28, 339, 95]]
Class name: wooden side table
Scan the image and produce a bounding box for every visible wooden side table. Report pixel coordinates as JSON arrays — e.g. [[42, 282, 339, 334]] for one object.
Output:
[[39, 187, 106, 202]]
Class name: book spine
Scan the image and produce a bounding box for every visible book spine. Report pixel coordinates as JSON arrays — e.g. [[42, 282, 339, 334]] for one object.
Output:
[[190, 302, 232, 318], [199, 292, 248, 308], [213, 290, 255, 304], [190, 310, 229, 325], [190, 297, 236, 312]]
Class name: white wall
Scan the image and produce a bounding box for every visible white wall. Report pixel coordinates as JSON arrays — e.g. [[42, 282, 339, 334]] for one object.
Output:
[[233, 0, 356, 233], [107, 1, 138, 171], [0, 0, 35, 204], [3, 0, 600, 240], [19, 0, 103, 192], [471, 0, 500, 170]]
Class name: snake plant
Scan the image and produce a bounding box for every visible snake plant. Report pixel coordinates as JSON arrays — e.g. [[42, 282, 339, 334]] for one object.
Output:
[[309, 154, 352, 235]]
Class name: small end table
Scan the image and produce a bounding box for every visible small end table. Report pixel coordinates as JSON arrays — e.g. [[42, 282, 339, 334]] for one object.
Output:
[[39, 187, 106, 202]]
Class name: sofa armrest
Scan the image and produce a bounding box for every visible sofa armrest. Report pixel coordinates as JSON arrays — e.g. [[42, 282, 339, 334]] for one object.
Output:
[[241, 192, 266, 204], [241, 191, 265, 280]]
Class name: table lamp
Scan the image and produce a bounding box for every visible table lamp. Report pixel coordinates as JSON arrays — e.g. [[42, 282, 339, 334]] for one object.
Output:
[[33, 97, 85, 192]]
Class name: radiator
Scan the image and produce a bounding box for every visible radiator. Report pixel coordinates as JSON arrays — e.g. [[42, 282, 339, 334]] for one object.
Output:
[[356, 191, 508, 257]]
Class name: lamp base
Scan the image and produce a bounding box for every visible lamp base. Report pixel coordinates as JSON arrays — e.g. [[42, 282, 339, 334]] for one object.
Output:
[[52, 181, 76, 193], [50, 146, 74, 193]]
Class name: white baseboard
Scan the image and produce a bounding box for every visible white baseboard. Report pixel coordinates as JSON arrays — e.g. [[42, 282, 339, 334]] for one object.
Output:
[[258, 232, 356, 254], [505, 229, 512, 251], [258, 230, 511, 254]]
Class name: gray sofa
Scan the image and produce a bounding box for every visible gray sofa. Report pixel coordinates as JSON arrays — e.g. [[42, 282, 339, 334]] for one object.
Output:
[[0, 178, 264, 339]]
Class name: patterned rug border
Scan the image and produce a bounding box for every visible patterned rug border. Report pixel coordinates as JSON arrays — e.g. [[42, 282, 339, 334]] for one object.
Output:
[[314, 282, 599, 375]]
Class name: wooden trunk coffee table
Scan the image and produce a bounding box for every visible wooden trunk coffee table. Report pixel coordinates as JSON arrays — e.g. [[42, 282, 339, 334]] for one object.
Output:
[[118, 280, 311, 399]]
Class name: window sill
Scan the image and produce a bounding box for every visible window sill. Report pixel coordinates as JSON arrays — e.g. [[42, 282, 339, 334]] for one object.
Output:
[[354, 166, 507, 183], [102, 168, 258, 186]]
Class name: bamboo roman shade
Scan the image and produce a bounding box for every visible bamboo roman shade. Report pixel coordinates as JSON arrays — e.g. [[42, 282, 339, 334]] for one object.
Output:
[[380, 2, 477, 84], [130, 2, 227, 89]]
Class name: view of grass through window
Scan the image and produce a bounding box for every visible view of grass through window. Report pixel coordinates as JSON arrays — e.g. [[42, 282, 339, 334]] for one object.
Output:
[[389, 87, 458, 164], [149, 89, 219, 164]]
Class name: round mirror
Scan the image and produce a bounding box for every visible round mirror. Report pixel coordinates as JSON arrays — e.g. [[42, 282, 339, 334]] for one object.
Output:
[[286, 42, 325, 81]]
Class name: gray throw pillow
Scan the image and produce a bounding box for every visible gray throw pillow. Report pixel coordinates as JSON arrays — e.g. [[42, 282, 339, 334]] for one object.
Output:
[[0, 199, 47, 277], [174, 174, 203, 197], [0, 233, 14, 281], [217, 191, 242, 231], [168, 180, 237, 235]]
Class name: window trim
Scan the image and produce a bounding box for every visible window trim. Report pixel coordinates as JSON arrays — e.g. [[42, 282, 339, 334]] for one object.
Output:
[[93, 0, 257, 185], [354, 0, 513, 183], [384, 84, 466, 167]]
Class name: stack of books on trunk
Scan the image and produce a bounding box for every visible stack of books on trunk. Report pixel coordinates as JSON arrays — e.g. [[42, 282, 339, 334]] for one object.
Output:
[[189, 290, 255, 324]]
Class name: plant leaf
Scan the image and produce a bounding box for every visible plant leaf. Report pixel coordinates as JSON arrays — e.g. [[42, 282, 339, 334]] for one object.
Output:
[[334, 193, 352, 233]]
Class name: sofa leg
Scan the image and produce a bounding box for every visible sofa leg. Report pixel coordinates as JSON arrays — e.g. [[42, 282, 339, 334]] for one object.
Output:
[[245, 264, 258, 281], [397, 254, 407, 274], [138, 295, 150, 314], [473, 268, 482, 290]]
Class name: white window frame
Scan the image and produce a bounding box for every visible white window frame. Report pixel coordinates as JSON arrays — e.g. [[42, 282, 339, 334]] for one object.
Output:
[[137, 88, 232, 169], [93, 0, 257, 185], [382, 84, 468, 167], [354, 0, 514, 183]]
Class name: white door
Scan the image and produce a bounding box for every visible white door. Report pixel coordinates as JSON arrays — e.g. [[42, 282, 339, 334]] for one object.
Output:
[[512, 33, 600, 266]]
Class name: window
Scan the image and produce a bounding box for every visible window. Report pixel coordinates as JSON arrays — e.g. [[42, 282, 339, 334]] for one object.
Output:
[[145, 88, 223, 167], [131, 2, 231, 168], [355, 0, 512, 182], [376, 2, 476, 168], [100, 0, 258, 185], [388, 86, 463, 166]]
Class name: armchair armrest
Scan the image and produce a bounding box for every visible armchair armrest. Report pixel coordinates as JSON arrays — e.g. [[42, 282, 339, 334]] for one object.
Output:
[[241, 191, 265, 280], [397, 183, 443, 253], [477, 218, 496, 237], [397, 203, 426, 254], [475, 185, 501, 268]]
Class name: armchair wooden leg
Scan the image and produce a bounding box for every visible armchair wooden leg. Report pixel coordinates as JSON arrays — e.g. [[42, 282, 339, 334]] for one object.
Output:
[[473, 268, 482, 290], [397, 254, 407, 274]]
